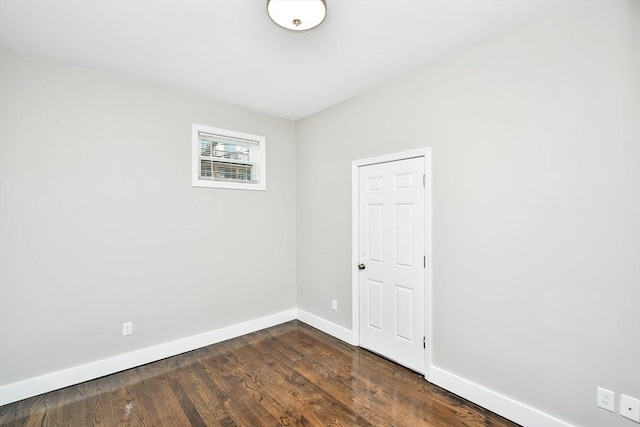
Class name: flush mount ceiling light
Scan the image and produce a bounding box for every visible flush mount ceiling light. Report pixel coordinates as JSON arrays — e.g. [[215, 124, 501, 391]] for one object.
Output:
[[267, 0, 327, 31]]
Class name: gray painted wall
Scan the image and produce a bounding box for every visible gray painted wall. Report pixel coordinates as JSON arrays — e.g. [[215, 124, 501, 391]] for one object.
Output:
[[296, 2, 639, 427], [0, 51, 297, 385]]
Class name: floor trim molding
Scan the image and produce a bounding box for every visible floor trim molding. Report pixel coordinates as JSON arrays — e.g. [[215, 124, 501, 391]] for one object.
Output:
[[0, 309, 574, 427], [0, 309, 297, 406], [428, 366, 573, 427], [296, 309, 356, 345]]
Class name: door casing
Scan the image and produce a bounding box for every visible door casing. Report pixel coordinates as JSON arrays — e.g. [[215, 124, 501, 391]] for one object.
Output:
[[351, 148, 432, 380]]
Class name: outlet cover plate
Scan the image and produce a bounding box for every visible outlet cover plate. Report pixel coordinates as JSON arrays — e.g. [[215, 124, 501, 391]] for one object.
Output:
[[620, 394, 640, 423], [598, 387, 615, 412], [122, 322, 133, 336]]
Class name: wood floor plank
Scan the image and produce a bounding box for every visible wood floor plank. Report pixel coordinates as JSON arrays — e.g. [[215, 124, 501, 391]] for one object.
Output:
[[238, 334, 376, 426], [60, 382, 92, 427], [225, 335, 338, 425], [0, 402, 19, 426], [0, 321, 520, 427], [20, 394, 57, 427], [272, 325, 488, 426], [137, 368, 193, 426], [177, 361, 238, 425], [197, 352, 281, 426], [259, 330, 393, 426], [100, 364, 167, 426]]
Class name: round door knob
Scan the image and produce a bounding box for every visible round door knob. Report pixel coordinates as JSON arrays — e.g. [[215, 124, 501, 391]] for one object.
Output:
[[358, 263, 366, 270]]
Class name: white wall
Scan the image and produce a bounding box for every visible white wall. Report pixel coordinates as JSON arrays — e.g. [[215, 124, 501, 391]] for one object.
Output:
[[296, 2, 639, 427], [0, 52, 297, 386]]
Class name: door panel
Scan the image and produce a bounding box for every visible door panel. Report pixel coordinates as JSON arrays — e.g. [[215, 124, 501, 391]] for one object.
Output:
[[367, 280, 383, 330], [358, 156, 425, 373], [395, 203, 413, 267], [395, 285, 413, 341], [368, 205, 383, 262]]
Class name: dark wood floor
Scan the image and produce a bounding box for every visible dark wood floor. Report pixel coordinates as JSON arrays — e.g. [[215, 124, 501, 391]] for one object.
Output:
[[0, 320, 519, 426]]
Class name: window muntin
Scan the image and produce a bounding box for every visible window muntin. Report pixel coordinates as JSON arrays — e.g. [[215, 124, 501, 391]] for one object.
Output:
[[192, 124, 266, 191]]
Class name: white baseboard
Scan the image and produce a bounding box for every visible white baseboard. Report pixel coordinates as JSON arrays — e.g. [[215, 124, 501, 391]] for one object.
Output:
[[0, 309, 297, 406], [1, 309, 573, 427], [296, 309, 356, 345], [428, 366, 573, 427]]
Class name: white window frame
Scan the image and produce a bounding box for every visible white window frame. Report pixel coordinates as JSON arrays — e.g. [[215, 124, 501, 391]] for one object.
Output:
[[192, 124, 266, 191]]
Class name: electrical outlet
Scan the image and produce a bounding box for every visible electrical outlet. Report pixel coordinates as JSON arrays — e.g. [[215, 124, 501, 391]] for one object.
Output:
[[331, 299, 338, 311], [598, 387, 615, 412], [620, 394, 640, 423], [122, 322, 133, 336]]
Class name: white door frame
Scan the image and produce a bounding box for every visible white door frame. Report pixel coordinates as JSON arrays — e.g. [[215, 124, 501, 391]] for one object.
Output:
[[351, 147, 433, 380]]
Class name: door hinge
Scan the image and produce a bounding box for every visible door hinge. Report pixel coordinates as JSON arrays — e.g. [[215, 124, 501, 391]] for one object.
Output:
[[423, 336, 426, 349], [423, 174, 426, 187], [424, 255, 426, 268]]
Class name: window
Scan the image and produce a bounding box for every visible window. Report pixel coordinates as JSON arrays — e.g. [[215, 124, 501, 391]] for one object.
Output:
[[192, 124, 266, 191]]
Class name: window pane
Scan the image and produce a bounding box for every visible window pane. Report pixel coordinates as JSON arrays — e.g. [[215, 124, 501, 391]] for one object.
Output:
[[199, 134, 252, 162], [212, 143, 250, 161], [200, 140, 211, 156], [200, 159, 212, 178], [200, 160, 253, 182], [213, 163, 253, 181]]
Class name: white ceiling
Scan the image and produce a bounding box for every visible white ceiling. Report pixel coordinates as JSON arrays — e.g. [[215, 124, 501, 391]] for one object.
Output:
[[0, 0, 583, 121]]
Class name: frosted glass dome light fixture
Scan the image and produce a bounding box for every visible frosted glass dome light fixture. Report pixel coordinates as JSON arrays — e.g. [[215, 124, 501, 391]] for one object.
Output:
[[267, 0, 327, 31]]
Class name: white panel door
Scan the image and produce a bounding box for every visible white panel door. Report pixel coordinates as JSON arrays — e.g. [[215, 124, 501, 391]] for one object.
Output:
[[358, 156, 425, 373]]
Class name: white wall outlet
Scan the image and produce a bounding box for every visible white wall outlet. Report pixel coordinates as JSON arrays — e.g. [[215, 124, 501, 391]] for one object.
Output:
[[331, 299, 338, 311], [122, 322, 133, 336], [620, 394, 640, 423], [598, 387, 615, 412]]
